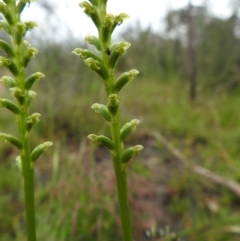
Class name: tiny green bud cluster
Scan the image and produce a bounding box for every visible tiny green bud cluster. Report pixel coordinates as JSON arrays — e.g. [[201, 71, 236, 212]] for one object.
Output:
[[74, 0, 143, 167], [0, 0, 52, 170]]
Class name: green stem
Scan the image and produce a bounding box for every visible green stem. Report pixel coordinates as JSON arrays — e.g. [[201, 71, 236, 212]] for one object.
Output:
[[21, 145, 36, 241], [19, 113, 36, 241], [111, 118, 133, 241]]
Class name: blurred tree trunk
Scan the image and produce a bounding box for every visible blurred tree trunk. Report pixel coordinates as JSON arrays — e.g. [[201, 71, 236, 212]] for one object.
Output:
[[187, 1, 197, 101]]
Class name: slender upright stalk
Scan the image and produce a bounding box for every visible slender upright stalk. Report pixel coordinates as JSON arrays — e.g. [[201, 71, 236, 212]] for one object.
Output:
[[0, 1, 52, 240], [73, 1, 143, 240]]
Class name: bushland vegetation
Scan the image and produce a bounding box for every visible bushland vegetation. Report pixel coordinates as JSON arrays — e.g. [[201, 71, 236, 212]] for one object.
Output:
[[1, 2, 240, 241]]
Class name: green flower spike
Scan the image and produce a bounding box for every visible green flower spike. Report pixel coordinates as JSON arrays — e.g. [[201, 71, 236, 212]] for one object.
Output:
[[74, 2, 142, 241], [0, 2, 51, 241]]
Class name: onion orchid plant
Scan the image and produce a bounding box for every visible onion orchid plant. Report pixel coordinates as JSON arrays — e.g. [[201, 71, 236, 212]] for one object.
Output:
[[0, 1, 52, 241], [73, 1, 143, 241]]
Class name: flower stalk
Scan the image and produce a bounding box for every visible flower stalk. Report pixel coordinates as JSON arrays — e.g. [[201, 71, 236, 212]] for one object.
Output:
[[0, 1, 52, 241], [74, 1, 143, 240]]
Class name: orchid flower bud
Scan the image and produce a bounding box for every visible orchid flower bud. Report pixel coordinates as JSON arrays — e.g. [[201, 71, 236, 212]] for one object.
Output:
[[0, 40, 14, 58], [88, 134, 114, 151], [107, 94, 119, 116], [24, 21, 37, 31], [120, 119, 140, 141], [85, 35, 101, 51], [121, 145, 144, 163], [0, 56, 18, 76], [26, 113, 41, 131], [91, 103, 111, 122], [17, 0, 34, 14], [0, 20, 11, 34], [0, 98, 20, 114], [16, 22, 26, 44], [84, 57, 108, 80], [31, 142, 53, 163], [79, 1, 100, 28], [109, 41, 131, 68], [24, 46, 38, 67], [72, 48, 102, 62], [102, 14, 115, 42], [28, 90, 36, 105], [115, 69, 139, 93], [25, 72, 45, 90], [112, 13, 129, 32], [0, 76, 16, 87], [17, 0, 27, 14], [15, 156, 22, 174], [10, 87, 24, 104], [0, 133, 22, 150], [0, 3, 14, 26]]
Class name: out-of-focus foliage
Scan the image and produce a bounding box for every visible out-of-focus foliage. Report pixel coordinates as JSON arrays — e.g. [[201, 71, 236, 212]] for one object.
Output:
[[118, 4, 240, 91]]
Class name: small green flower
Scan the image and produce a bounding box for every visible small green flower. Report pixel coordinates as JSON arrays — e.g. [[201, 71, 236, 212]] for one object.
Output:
[[91, 103, 111, 122], [0, 133, 22, 150], [88, 134, 115, 150], [79, 1, 100, 28], [115, 69, 139, 93], [25, 72, 45, 90], [121, 145, 144, 164], [31, 142, 53, 163], [120, 119, 140, 141], [0, 98, 20, 114], [26, 113, 41, 131], [85, 35, 101, 51]]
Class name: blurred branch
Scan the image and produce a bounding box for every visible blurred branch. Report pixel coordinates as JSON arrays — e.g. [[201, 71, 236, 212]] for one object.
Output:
[[153, 131, 240, 198]]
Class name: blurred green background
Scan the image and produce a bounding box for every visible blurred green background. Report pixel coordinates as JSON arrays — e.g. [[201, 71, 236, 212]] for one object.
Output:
[[1, 2, 240, 241]]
